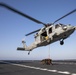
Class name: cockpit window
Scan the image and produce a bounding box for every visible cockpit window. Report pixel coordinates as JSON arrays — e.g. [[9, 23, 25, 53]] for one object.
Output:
[[55, 24, 60, 28], [59, 23, 66, 27]]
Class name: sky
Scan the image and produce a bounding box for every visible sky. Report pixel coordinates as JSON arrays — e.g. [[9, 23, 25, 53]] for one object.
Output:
[[0, 0, 76, 60]]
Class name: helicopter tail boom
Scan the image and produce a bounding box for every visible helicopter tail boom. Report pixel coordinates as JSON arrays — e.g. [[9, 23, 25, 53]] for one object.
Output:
[[17, 47, 25, 50], [17, 40, 34, 51], [17, 47, 31, 51]]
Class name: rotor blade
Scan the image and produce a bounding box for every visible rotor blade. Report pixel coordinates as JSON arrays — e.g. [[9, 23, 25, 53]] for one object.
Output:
[[53, 9, 76, 24], [25, 29, 40, 36], [0, 3, 46, 25]]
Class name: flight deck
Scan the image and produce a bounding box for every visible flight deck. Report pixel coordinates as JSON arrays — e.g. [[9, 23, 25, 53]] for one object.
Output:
[[0, 60, 76, 75]]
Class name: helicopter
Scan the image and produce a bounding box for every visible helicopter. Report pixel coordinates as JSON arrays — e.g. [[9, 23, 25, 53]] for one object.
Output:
[[0, 3, 76, 55]]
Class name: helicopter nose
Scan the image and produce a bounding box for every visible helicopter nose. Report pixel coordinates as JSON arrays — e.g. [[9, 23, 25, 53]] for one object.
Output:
[[71, 26, 76, 30], [74, 26, 76, 30], [68, 26, 75, 30], [66, 26, 75, 32]]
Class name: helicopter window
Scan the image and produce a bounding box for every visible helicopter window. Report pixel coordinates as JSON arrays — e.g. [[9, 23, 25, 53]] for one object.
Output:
[[55, 24, 60, 28], [49, 27, 52, 33], [41, 31, 47, 41], [59, 23, 63, 25], [41, 31, 47, 36], [59, 23, 66, 27], [62, 25, 66, 27]]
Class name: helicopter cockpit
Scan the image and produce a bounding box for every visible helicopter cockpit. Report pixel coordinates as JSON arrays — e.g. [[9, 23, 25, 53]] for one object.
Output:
[[55, 24, 61, 29], [59, 23, 67, 30], [55, 23, 67, 30]]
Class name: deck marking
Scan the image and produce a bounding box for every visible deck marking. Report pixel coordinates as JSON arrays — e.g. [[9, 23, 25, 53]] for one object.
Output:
[[72, 74, 76, 75], [1, 61, 76, 75], [53, 62, 76, 65]]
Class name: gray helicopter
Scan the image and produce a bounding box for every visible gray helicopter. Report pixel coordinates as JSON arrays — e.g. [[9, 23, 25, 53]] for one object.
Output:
[[0, 3, 76, 55]]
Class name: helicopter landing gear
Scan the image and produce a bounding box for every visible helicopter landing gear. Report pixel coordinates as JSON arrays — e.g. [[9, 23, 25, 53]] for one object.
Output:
[[60, 39, 64, 45], [28, 51, 30, 55]]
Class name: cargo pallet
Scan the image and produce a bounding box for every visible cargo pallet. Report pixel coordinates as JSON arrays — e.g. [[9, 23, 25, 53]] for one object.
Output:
[[41, 59, 53, 65]]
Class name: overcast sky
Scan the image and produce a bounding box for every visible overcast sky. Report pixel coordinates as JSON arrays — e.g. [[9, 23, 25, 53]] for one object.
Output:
[[0, 0, 76, 60]]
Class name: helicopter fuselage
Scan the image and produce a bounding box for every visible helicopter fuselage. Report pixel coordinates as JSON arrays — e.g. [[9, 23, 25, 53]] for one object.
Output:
[[17, 24, 76, 52], [35, 24, 75, 47], [0, 3, 76, 55]]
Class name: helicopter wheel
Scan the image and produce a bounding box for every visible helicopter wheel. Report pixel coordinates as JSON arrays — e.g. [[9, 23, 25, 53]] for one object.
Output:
[[60, 40, 64, 45], [28, 51, 30, 55]]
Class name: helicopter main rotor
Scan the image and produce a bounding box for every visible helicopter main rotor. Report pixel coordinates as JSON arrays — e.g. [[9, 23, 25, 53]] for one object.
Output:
[[0, 3, 76, 36], [53, 9, 76, 24], [0, 3, 46, 25]]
